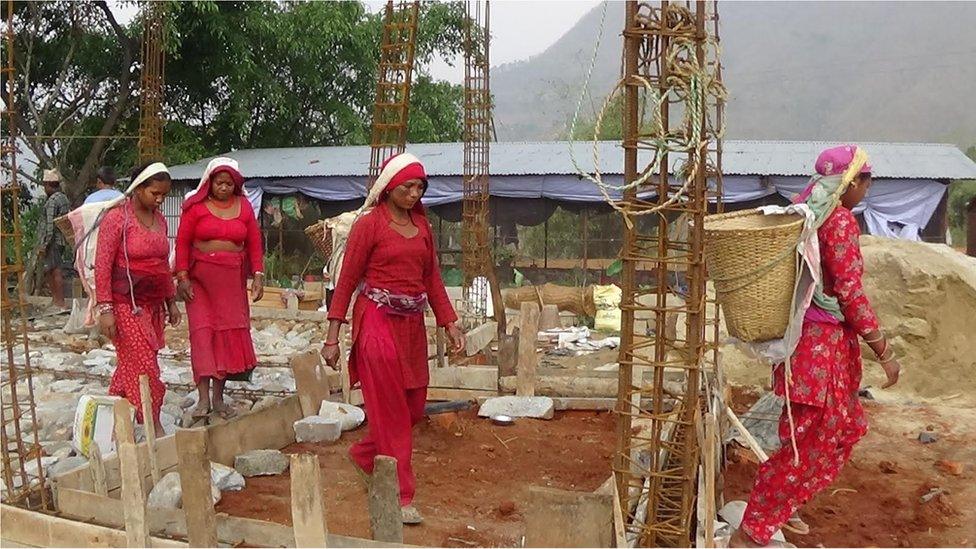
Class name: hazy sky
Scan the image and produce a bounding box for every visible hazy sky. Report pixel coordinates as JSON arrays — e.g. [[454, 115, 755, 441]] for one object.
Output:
[[112, 0, 601, 83]]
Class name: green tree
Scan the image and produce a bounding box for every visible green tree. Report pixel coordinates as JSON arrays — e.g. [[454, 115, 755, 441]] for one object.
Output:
[[5, 0, 469, 201]]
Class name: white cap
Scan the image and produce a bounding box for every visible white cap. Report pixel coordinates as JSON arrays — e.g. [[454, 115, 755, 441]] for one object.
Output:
[[43, 169, 62, 183]]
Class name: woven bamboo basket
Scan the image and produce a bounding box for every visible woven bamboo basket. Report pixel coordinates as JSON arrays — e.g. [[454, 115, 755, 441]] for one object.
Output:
[[304, 219, 333, 258], [703, 209, 804, 342], [54, 214, 76, 249]]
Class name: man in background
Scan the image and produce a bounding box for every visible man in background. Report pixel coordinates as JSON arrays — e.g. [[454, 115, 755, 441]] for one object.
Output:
[[84, 166, 123, 204], [35, 169, 70, 308]]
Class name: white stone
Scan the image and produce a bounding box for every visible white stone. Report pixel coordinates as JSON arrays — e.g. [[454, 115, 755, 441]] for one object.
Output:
[[210, 462, 245, 491], [317, 401, 366, 431], [595, 363, 619, 372], [234, 449, 289, 477], [293, 416, 342, 443], [148, 472, 221, 509], [48, 379, 85, 393], [478, 396, 555, 420]]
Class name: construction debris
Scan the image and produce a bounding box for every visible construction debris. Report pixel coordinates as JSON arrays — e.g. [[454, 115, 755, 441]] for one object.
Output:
[[317, 401, 365, 431]]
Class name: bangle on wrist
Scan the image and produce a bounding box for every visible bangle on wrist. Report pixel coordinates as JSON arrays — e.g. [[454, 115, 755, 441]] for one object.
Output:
[[863, 331, 884, 344], [176, 271, 189, 282], [96, 303, 114, 314], [323, 340, 340, 347]]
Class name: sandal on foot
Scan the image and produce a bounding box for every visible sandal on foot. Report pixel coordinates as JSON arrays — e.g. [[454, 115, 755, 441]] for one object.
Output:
[[401, 505, 423, 525], [212, 403, 238, 420], [190, 404, 211, 420], [781, 514, 810, 536]]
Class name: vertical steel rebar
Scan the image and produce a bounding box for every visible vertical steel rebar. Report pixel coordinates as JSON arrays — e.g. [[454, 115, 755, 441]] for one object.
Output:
[[138, 0, 165, 163], [1, 0, 50, 510]]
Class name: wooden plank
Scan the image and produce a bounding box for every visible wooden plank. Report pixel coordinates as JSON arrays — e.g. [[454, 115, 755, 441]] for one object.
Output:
[[725, 405, 769, 462], [292, 350, 332, 417], [435, 327, 447, 368], [464, 321, 497, 357], [611, 478, 627, 548], [428, 365, 498, 391], [176, 428, 218, 547], [206, 395, 304, 466], [57, 488, 409, 548], [524, 486, 613, 548], [114, 400, 150, 547], [290, 453, 329, 547], [88, 444, 108, 497], [139, 375, 161, 485], [54, 435, 178, 495], [1, 504, 186, 548], [516, 302, 540, 397], [426, 388, 498, 402], [703, 412, 717, 548], [368, 456, 403, 544]]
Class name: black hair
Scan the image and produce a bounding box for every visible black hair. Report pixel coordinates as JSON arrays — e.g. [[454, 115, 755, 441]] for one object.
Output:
[[129, 160, 171, 187], [96, 165, 117, 186]]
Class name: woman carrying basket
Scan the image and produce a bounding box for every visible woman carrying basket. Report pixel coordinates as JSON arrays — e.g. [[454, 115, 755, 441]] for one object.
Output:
[[730, 145, 901, 547], [320, 153, 465, 525], [94, 161, 181, 435]]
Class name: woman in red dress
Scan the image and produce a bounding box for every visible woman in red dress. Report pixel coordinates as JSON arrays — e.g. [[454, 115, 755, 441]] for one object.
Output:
[[176, 158, 264, 420], [321, 153, 465, 525], [95, 162, 181, 435], [730, 146, 902, 547]]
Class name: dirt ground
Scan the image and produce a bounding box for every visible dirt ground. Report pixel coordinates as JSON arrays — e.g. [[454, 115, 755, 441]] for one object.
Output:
[[217, 409, 615, 547], [725, 389, 976, 547]]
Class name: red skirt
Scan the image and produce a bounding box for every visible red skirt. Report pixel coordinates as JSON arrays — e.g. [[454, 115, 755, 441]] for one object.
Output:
[[186, 250, 257, 384]]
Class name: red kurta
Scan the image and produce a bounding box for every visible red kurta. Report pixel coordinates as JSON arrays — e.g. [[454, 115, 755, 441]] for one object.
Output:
[[328, 203, 457, 506], [327, 203, 457, 389], [94, 201, 175, 425], [175, 198, 263, 383], [741, 206, 878, 544]]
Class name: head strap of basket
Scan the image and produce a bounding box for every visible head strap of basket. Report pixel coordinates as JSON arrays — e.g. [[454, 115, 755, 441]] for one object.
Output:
[[795, 144, 871, 322]]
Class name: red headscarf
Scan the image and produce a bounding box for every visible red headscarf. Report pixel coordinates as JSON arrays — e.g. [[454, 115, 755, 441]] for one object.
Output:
[[182, 157, 245, 212]]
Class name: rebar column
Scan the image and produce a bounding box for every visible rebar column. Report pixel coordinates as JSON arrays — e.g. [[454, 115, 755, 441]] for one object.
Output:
[[138, 0, 166, 163], [613, 1, 724, 546], [1, 0, 50, 510], [460, 0, 505, 332], [367, 1, 420, 183]]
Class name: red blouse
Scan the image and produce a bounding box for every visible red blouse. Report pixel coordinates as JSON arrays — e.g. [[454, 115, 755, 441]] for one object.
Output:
[[328, 204, 457, 327], [818, 206, 879, 335], [94, 201, 175, 304], [175, 198, 264, 273]]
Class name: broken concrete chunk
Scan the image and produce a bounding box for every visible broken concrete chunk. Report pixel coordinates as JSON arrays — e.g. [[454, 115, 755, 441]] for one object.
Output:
[[210, 462, 246, 491], [478, 396, 555, 420], [47, 455, 88, 478], [148, 471, 221, 509], [317, 401, 365, 431], [235, 449, 289, 477], [294, 416, 342, 443], [918, 431, 938, 444]]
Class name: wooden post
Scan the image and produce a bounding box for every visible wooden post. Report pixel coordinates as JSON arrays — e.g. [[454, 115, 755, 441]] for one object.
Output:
[[88, 443, 108, 497], [368, 456, 403, 543], [435, 327, 447, 368], [138, 375, 161, 485], [113, 400, 149, 547], [525, 486, 613, 548], [293, 350, 332, 417], [290, 453, 328, 547], [516, 302, 540, 397], [339, 324, 351, 404], [176, 428, 218, 547], [611, 477, 627, 548], [703, 412, 717, 548]]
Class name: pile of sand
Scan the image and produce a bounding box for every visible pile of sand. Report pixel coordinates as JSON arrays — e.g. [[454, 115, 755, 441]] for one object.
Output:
[[722, 236, 976, 406]]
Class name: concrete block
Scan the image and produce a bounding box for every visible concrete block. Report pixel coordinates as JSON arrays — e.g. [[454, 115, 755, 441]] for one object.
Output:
[[478, 396, 555, 420], [317, 401, 365, 431], [234, 449, 289, 477], [294, 416, 342, 443]]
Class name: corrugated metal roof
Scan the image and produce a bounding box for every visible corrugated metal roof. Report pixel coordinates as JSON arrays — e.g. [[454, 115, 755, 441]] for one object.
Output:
[[167, 140, 976, 182]]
